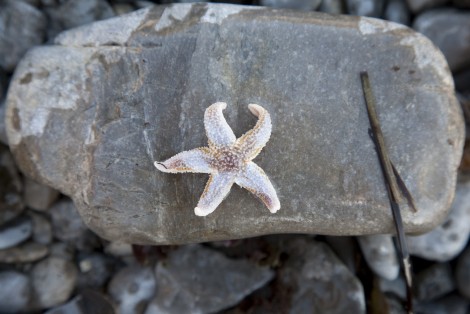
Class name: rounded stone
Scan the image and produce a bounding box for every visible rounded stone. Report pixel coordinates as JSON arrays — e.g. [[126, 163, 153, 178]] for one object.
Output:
[[0, 271, 31, 313]]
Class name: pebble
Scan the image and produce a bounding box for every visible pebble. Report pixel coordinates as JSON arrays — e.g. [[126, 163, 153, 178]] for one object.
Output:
[[260, 0, 322, 10], [415, 294, 469, 314], [30, 212, 53, 245], [0, 271, 31, 313], [0, 101, 7, 145], [456, 246, 470, 299], [0, 216, 32, 250], [379, 276, 407, 300], [408, 180, 470, 262], [318, 0, 345, 14], [358, 234, 399, 280], [146, 244, 274, 314], [108, 265, 156, 314], [0, 241, 48, 263], [104, 241, 133, 256], [346, 0, 384, 16], [415, 263, 455, 301], [0, 0, 46, 71], [32, 257, 78, 309], [280, 238, 365, 314], [45, 290, 114, 314], [413, 9, 470, 72], [406, 0, 447, 13], [384, 0, 410, 25], [50, 199, 100, 251], [24, 177, 60, 211], [77, 253, 117, 289], [0, 145, 24, 225], [44, 0, 115, 40]]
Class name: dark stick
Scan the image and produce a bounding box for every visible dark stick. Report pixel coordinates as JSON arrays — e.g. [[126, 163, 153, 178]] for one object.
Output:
[[360, 71, 414, 314]]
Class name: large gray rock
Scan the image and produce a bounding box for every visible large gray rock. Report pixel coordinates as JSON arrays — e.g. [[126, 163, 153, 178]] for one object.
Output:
[[5, 4, 464, 244]]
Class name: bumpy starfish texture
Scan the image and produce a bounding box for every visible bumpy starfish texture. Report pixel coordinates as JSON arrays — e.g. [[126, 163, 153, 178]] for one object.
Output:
[[155, 102, 280, 216]]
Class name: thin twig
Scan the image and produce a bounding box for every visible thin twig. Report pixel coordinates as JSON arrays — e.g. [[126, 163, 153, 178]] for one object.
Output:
[[360, 71, 414, 314]]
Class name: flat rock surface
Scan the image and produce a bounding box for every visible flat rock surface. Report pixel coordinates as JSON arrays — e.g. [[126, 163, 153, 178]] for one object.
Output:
[[5, 3, 464, 244]]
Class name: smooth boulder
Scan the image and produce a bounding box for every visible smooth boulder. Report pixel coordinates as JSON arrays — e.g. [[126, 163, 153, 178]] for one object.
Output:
[[5, 4, 464, 244]]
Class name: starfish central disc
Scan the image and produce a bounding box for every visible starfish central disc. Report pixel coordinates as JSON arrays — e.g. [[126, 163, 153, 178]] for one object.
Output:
[[155, 102, 280, 216]]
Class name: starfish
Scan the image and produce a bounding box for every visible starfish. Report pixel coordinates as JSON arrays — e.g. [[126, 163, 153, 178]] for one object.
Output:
[[154, 102, 280, 216]]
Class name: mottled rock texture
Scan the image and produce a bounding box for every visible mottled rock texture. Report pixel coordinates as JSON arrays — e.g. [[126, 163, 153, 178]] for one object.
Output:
[[5, 4, 464, 244]]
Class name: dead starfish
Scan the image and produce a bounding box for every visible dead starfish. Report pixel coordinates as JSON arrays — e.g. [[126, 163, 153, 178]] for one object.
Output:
[[155, 102, 280, 216]]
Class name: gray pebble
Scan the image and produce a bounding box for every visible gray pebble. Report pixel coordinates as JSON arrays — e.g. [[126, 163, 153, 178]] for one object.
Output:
[[45, 290, 114, 314], [260, 0, 322, 10], [0, 241, 48, 263], [146, 244, 274, 314], [384, 0, 410, 25], [415, 263, 455, 301], [318, 0, 346, 14], [0, 216, 32, 250], [413, 9, 470, 72], [405, 0, 447, 13], [358, 234, 399, 280], [0, 0, 46, 71], [77, 253, 117, 289], [415, 294, 469, 314], [32, 257, 78, 309], [0, 145, 24, 225], [0, 271, 31, 313], [24, 178, 60, 211], [44, 0, 115, 40], [456, 246, 470, 299], [408, 181, 470, 262], [346, 0, 384, 16], [379, 276, 407, 300], [30, 212, 53, 245], [108, 265, 156, 314]]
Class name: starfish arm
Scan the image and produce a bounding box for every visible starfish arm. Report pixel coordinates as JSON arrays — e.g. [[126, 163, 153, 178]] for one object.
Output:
[[154, 147, 213, 173], [236, 104, 272, 161], [204, 102, 236, 148], [195, 172, 236, 216], [235, 162, 280, 213]]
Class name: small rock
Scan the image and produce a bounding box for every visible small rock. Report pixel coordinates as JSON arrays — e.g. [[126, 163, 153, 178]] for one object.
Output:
[[346, 0, 384, 16], [32, 257, 78, 309], [318, 0, 346, 14], [0, 0, 46, 71], [0, 145, 24, 225], [0, 271, 31, 313], [77, 253, 117, 289], [384, 0, 410, 25], [358, 234, 399, 280], [405, 0, 447, 13], [408, 180, 470, 262], [415, 263, 455, 301], [0, 241, 48, 263], [104, 241, 133, 256], [0, 216, 32, 249], [108, 265, 156, 314], [30, 212, 52, 244], [379, 276, 407, 300], [24, 177, 60, 211], [279, 238, 365, 314], [415, 294, 469, 314], [50, 199, 100, 251], [49, 242, 75, 261], [44, 0, 115, 40], [45, 290, 114, 314], [413, 9, 470, 72], [0, 101, 7, 145], [456, 246, 470, 299], [260, 0, 322, 11], [146, 244, 274, 314]]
